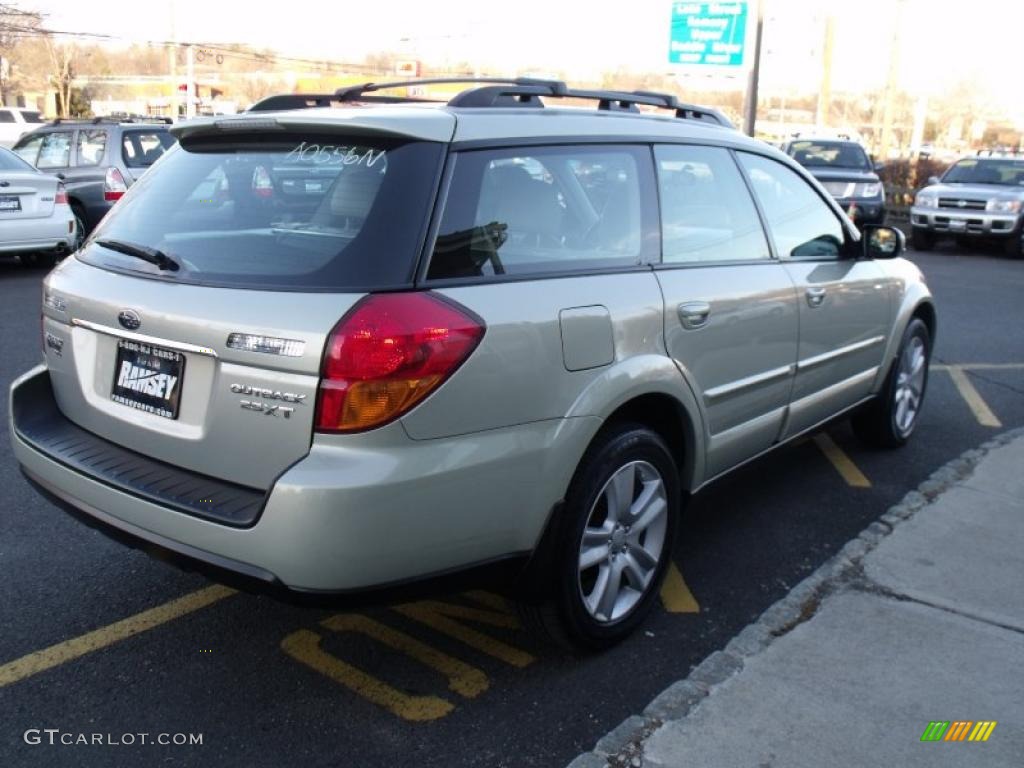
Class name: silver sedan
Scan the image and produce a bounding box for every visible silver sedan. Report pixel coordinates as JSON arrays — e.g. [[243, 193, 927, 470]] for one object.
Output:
[[0, 146, 79, 267]]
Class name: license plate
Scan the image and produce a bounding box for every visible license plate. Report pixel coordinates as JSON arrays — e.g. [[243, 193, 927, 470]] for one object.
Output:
[[949, 219, 967, 231], [111, 339, 185, 420], [0, 195, 21, 212]]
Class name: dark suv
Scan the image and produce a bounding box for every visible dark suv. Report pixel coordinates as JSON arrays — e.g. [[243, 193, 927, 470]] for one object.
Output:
[[783, 136, 885, 227], [13, 117, 177, 239]]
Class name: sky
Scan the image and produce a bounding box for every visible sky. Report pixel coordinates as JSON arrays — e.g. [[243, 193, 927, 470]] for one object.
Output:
[[22, 0, 1024, 120]]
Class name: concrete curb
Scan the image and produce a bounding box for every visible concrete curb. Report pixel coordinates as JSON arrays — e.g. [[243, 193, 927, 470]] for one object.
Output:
[[566, 426, 1024, 768]]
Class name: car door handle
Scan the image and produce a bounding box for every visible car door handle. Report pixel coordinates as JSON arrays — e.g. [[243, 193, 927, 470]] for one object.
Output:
[[678, 301, 711, 330], [805, 287, 827, 308]]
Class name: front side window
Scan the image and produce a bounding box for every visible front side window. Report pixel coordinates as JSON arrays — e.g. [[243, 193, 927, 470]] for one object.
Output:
[[427, 145, 654, 280], [76, 129, 107, 166], [79, 134, 444, 290], [36, 131, 72, 169], [738, 153, 845, 259], [656, 145, 770, 263]]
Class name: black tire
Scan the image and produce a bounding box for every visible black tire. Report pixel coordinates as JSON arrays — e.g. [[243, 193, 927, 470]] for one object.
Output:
[[518, 422, 680, 651], [911, 229, 935, 251], [852, 318, 931, 448], [18, 251, 56, 269], [1003, 231, 1024, 259], [70, 203, 88, 253]]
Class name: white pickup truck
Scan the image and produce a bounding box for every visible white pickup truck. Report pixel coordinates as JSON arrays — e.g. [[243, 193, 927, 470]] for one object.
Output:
[[0, 107, 45, 148]]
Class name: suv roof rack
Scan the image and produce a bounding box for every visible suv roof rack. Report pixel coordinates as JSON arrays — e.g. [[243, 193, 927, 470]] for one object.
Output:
[[976, 148, 1022, 158], [248, 77, 733, 128], [48, 115, 173, 126]]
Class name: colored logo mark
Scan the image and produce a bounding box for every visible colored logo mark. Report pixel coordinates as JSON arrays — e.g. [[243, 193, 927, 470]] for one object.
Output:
[[921, 721, 997, 742]]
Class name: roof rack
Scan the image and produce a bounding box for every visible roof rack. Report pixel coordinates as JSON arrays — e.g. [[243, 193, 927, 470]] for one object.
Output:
[[248, 77, 733, 128], [976, 148, 1022, 158]]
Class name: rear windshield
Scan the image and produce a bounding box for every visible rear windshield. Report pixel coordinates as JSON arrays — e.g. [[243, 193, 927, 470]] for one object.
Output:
[[79, 133, 444, 290], [0, 148, 37, 172], [121, 130, 177, 167]]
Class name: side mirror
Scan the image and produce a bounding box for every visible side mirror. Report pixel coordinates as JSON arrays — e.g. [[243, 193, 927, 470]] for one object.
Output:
[[873, 161, 886, 173], [927, 175, 940, 185], [862, 225, 904, 260]]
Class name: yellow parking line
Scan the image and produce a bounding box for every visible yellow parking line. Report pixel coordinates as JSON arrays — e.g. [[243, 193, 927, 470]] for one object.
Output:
[[660, 562, 700, 613], [947, 367, 1002, 427], [0, 584, 236, 688], [813, 433, 871, 488]]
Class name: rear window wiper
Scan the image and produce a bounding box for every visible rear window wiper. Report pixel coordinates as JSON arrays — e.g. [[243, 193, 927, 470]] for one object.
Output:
[[95, 239, 180, 272]]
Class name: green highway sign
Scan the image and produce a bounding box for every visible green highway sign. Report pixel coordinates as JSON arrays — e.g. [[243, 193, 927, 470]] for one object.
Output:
[[669, 2, 748, 67]]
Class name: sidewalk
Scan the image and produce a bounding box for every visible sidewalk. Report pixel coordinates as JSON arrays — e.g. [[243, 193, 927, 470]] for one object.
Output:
[[570, 429, 1024, 768]]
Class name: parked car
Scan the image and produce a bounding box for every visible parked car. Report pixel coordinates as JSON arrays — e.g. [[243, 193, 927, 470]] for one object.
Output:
[[910, 153, 1024, 257], [782, 136, 886, 226], [9, 79, 935, 649], [0, 106, 45, 148], [12, 117, 176, 238], [0, 146, 78, 267]]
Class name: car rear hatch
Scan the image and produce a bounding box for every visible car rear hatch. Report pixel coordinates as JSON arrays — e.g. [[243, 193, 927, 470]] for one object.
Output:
[[41, 110, 453, 492], [0, 171, 57, 219]]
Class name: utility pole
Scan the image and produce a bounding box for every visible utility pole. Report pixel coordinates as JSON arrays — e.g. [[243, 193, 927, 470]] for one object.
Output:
[[815, 12, 834, 128], [742, 0, 765, 137], [168, 0, 179, 120], [878, 0, 905, 161], [185, 44, 195, 119]]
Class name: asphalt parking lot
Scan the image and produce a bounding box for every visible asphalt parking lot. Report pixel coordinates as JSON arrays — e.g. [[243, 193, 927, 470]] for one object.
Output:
[[1, 243, 1022, 768]]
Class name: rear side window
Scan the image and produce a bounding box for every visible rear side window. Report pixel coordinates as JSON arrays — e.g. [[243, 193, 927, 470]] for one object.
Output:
[[655, 145, 770, 264], [0, 110, 13, 123], [77, 129, 107, 166], [121, 130, 176, 167], [13, 134, 43, 165], [37, 131, 72, 169], [737, 153, 845, 259], [427, 145, 655, 281], [80, 134, 445, 291]]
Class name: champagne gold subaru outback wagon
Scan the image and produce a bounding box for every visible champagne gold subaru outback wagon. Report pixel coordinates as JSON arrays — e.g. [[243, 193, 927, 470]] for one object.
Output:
[[9, 78, 935, 649]]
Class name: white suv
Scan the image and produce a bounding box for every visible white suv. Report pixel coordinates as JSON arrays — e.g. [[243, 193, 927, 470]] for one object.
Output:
[[0, 106, 45, 148]]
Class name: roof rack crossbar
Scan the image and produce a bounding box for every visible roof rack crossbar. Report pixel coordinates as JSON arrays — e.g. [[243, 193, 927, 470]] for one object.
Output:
[[250, 77, 732, 127]]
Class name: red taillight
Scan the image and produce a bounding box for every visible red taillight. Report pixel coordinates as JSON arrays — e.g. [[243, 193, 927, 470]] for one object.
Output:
[[103, 167, 128, 201], [252, 165, 273, 198], [54, 183, 68, 205], [315, 293, 485, 433]]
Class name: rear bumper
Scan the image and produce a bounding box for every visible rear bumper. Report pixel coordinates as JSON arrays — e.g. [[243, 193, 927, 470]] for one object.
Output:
[[10, 365, 596, 592], [0, 214, 76, 254]]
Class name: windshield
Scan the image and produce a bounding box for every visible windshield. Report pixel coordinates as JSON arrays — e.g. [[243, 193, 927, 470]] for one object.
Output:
[[787, 140, 870, 170], [0, 147, 38, 172], [78, 133, 445, 291], [942, 158, 1024, 186]]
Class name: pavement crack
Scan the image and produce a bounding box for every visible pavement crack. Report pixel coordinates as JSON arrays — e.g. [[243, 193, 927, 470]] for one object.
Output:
[[850, 579, 1024, 637]]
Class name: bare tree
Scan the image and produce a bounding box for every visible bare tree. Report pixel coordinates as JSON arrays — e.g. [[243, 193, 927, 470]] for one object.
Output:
[[44, 36, 74, 117], [0, 3, 42, 103]]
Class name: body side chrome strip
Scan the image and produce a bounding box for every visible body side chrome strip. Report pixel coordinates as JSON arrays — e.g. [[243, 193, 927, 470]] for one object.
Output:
[[704, 364, 795, 403], [71, 318, 218, 358], [797, 335, 886, 371]]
